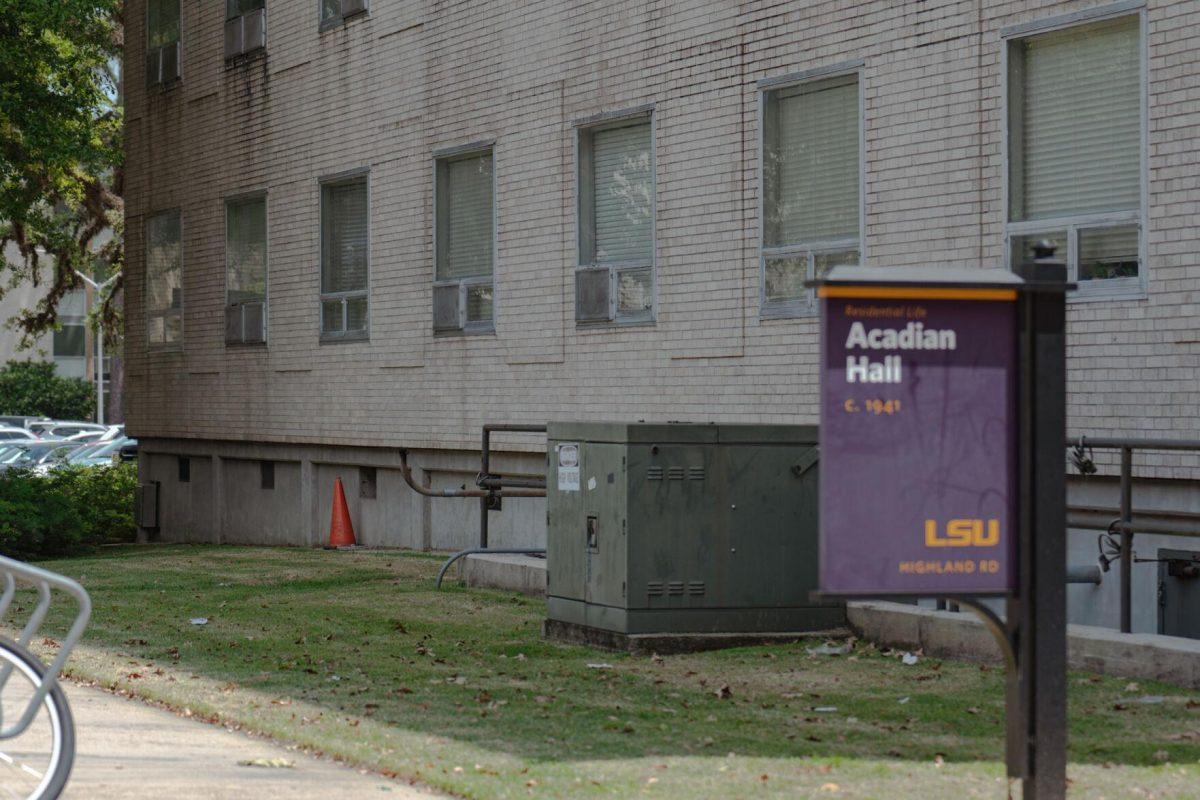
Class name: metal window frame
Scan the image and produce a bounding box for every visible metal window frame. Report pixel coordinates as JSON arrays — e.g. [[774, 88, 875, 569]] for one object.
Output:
[[319, 0, 368, 32], [318, 169, 371, 343], [757, 63, 866, 320], [761, 240, 862, 319], [431, 142, 497, 336], [1001, 5, 1148, 302], [573, 107, 657, 327], [223, 190, 269, 346], [145, 0, 182, 87], [145, 209, 184, 351]]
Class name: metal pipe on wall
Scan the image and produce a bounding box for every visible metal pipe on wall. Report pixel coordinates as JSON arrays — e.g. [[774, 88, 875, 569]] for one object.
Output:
[[397, 449, 544, 500]]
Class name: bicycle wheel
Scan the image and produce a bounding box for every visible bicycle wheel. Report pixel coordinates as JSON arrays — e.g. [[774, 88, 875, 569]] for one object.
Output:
[[0, 638, 74, 800]]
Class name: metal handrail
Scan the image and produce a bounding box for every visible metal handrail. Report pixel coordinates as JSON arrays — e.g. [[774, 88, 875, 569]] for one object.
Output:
[[0, 555, 91, 739], [1067, 435, 1200, 633]]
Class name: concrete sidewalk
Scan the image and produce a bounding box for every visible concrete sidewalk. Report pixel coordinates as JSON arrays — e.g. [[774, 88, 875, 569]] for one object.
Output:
[[60, 682, 440, 799]]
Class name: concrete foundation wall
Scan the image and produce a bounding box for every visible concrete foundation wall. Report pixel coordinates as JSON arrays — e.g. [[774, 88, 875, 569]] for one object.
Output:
[[220, 458, 304, 546], [138, 438, 545, 551]]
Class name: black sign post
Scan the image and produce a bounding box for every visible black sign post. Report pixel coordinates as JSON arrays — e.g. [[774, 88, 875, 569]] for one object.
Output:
[[1008, 243, 1069, 797], [813, 245, 1069, 799]]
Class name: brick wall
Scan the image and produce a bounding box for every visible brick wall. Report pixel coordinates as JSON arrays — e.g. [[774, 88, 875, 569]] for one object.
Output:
[[124, 1, 1200, 477]]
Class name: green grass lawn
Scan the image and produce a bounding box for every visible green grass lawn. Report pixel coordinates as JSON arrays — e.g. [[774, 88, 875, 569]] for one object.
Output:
[[21, 545, 1200, 798]]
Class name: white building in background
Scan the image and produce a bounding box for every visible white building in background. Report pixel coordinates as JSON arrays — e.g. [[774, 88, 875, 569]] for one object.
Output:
[[0, 243, 112, 414]]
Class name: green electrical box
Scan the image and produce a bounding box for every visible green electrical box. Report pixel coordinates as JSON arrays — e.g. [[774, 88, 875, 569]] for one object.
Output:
[[545, 422, 843, 642]]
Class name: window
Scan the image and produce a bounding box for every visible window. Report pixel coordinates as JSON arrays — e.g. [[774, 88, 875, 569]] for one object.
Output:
[[146, 211, 183, 347], [761, 72, 861, 315], [260, 461, 274, 490], [52, 290, 88, 379], [1007, 13, 1142, 294], [434, 149, 494, 333], [576, 116, 654, 324], [320, 176, 369, 340], [321, 0, 368, 28], [225, 0, 266, 60], [146, 0, 181, 86], [226, 195, 267, 345], [53, 326, 86, 358], [178, 456, 190, 483]]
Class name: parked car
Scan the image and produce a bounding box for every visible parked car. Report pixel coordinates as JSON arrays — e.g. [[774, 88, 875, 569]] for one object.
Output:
[[27, 421, 108, 440], [0, 426, 38, 442], [0, 441, 86, 472], [62, 438, 135, 468], [0, 415, 49, 430]]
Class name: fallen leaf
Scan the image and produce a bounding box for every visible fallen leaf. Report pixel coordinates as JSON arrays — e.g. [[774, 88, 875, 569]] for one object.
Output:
[[715, 684, 733, 700], [238, 758, 294, 769]]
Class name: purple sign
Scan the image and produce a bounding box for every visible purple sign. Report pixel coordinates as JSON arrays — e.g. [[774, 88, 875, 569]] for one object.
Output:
[[819, 290, 1016, 596]]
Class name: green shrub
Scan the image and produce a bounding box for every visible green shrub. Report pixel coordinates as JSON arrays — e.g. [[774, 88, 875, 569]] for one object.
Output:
[[0, 462, 136, 559], [0, 360, 95, 421]]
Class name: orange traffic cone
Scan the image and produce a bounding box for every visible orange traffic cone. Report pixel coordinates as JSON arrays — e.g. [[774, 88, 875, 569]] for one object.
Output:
[[326, 477, 357, 549]]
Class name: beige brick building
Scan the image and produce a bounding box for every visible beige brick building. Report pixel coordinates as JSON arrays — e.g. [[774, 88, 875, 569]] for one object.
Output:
[[126, 0, 1200, 631]]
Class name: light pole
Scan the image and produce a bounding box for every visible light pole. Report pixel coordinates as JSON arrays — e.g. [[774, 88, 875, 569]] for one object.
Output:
[[73, 270, 119, 425]]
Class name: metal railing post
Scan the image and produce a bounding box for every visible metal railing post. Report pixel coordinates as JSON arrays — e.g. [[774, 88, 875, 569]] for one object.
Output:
[[1119, 446, 1133, 633]]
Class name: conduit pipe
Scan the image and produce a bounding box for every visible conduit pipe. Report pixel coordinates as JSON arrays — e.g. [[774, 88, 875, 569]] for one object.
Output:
[[398, 448, 545, 500]]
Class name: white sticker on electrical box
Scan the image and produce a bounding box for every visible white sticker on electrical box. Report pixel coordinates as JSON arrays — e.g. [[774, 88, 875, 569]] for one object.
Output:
[[557, 443, 580, 492]]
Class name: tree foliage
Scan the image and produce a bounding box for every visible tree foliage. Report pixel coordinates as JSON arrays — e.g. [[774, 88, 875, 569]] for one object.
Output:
[[0, 359, 95, 419], [0, 462, 137, 559], [0, 0, 123, 346]]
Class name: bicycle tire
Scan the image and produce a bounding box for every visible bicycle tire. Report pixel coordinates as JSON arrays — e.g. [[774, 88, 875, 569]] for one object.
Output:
[[0, 637, 75, 800]]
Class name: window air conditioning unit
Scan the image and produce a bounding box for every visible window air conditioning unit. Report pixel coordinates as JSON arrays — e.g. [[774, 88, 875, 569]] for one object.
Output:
[[226, 9, 265, 59], [575, 268, 611, 322], [342, 0, 368, 18], [433, 284, 461, 332], [226, 301, 266, 344], [147, 42, 181, 85], [244, 8, 266, 52]]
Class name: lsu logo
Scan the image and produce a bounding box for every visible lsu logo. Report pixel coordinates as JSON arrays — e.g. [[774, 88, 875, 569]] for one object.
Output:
[[924, 519, 1001, 548]]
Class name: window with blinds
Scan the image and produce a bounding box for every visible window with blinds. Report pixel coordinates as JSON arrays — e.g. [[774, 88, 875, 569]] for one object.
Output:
[[577, 116, 655, 324], [761, 73, 861, 315], [1007, 13, 1142, 292], [146, 211, 183, 347], [146, 0, 180, 86], [320, 177, 369, 340], [226, 196, 267, 344], [434, 150, 494, 332]]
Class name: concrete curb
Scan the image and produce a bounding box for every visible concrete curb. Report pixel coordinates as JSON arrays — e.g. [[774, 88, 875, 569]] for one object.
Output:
[[463, 553, 547, 596], [847, 600, 1200, 688]]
